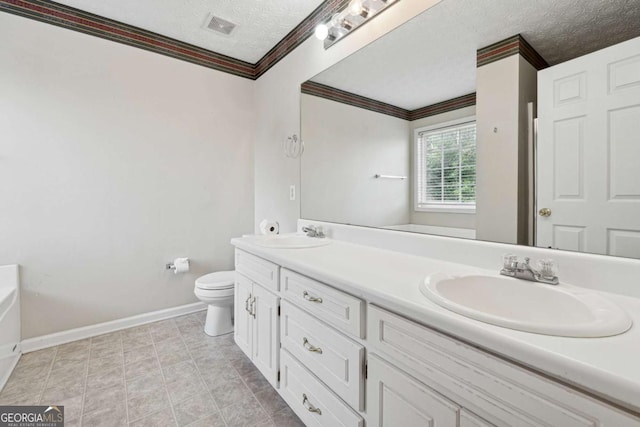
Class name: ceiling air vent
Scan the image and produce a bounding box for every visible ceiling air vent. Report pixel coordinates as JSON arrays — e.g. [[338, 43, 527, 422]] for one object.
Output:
[[205, 14, 237, 35]]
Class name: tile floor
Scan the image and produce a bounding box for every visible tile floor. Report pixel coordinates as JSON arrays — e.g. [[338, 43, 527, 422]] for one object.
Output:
[[0, 311, 304, 426]]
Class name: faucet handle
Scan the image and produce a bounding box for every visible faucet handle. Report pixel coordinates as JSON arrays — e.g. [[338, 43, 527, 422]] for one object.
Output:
[[537, 259, 558, 280], [502, 254, 518, 271]]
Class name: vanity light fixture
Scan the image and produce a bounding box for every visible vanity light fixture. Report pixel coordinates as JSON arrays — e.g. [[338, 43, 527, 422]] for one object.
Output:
[[313, 0, 401, 47]]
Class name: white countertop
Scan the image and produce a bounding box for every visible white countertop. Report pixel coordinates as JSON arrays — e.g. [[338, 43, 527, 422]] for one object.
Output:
[[231, 235, 640, 413]]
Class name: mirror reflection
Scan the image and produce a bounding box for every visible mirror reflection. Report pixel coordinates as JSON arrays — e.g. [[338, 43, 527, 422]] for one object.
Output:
[[301, 0, 640, 259]]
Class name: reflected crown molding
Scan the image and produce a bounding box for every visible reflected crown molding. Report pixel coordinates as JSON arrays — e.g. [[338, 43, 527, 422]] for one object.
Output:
[[0, 0, 350, 80], [477, 34, 549, 70], [302, 80, 476, 121]]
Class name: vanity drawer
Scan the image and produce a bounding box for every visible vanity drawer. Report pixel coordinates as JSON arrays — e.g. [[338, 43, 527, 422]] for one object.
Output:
[[280, 269, 364, 338], [235, 249, 279, 292], [368, 305, 640, 427], [279, 349, 364, 427], [280, 300, 364, 410]]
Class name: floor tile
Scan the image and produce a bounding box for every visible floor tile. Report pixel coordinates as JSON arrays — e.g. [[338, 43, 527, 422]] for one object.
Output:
[[17, 348, 56, 367], [0, 389, 40, 405], [81, 402, 127, 427], [51, 351, 88, 371], [123, 333, 153, 352], [86, 365, 124, 392], [89, 353, 124, 377], [166, 376, 207, 405], [53, 393, 83, 422], [209, 377, 253, 409], [126, 372, 164, 399], [90, 340, 124, 360], [241, 369, 272, 394], [128, 390, 170, 422], [271, 406, 305, 427], [221, 395, 269, 427], [91, 331, 122, 346], [1, 314, 300, 427], [125, 357, 161, 380], [163, 360, 199, 384], [157, 350, 190, 367], [129, 409, 176, 427], [183, 412, 226, 427], [254, 387, 288, 416], [41, 376, 85, 403], [124, 344, 156, 365], [83, 383, 126, 415], [172, 393, 217, 426]]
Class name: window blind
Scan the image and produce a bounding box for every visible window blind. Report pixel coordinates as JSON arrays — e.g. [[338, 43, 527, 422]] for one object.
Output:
[[416, 121, 476, 209]]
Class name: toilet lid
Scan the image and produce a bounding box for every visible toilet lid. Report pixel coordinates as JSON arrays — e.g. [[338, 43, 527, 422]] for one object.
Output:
[[195, 271, 235, 290]]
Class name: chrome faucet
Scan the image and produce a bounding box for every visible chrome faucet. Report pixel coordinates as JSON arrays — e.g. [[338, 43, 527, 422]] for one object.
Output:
[[500, 255, 559, 285], [302, 225, 325, 238]]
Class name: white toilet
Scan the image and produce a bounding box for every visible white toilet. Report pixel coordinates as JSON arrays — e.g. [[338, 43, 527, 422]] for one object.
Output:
[[194, 271, 235, 336]]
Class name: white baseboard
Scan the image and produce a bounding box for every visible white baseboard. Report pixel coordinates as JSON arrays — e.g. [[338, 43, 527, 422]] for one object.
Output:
[[21, 302, 206, 353]]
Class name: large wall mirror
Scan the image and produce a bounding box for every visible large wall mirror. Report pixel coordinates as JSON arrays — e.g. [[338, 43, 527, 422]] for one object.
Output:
[[300, 0, 640, 260]]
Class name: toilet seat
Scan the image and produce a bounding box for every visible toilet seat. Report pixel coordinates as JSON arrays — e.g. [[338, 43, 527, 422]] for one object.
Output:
[[195, 271, 235, 290]]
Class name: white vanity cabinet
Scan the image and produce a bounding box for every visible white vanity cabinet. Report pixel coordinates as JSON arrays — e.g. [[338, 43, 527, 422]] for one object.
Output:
[[367, 305, 640, 427], [233, 251, 280, 388], [233, 246, 640, 427]]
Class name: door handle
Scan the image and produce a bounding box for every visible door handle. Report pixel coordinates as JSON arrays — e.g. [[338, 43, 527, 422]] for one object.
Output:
[[538, 208, 552, 217], [302, 337, 323, 354], [302, 291, 323, 303], [302, 393, 322, 415]]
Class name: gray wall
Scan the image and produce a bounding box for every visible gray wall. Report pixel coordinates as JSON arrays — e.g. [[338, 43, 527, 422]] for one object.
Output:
[[0, 14, 256, 339]]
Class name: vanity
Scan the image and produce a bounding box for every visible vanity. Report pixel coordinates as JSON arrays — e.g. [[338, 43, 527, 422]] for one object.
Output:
[[231, 231, 640, 427]]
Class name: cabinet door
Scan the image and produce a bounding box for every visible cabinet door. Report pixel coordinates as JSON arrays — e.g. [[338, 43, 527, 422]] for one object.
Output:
[[252, 283, 280, 388], [367, 354, 459, 427], [461, 409, 495, 427], [233, 273, 253, 359]]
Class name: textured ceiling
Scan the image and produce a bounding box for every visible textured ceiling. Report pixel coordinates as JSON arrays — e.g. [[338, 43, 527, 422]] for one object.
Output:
[[51, 0, 325, 63], [311, 0, 640, 110]]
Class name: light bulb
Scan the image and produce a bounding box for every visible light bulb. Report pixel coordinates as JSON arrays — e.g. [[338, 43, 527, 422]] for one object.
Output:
[[329, 13, 341, 28], [314, 24, 329, 41], [349, 0, 363, 15]]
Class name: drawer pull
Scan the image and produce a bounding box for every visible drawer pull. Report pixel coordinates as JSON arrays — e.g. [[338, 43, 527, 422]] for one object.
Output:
[[250, 296, 256, 318], [302, 337, 323, 354], [303, 291, 323, 303], [302, 393, 322, 415], [245, 295, 252, 313]]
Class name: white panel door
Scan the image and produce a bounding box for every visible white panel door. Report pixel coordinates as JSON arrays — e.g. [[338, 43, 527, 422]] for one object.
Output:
[[367, 354, 460, 427], [233, 273, 253, 359], [537, 36, 640, 257], [252, 283, 280, 388]]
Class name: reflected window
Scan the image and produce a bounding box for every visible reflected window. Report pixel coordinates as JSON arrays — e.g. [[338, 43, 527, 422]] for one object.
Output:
[[415, 118, 476, 213]]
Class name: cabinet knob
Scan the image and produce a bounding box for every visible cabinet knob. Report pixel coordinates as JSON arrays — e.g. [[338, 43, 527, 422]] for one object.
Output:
[[302, 393, 322, 415]]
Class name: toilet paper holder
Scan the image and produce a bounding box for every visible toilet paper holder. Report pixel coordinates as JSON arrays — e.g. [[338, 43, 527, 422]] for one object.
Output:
[[166, 257, 189, 272]]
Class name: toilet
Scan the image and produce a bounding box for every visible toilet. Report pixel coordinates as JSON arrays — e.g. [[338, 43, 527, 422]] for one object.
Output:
[[194, 271, 235, 336]]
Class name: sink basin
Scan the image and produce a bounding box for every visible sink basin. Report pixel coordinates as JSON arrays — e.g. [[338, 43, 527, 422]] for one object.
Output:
[[252, 234, 332, 249], [419, 273, 632, 337]]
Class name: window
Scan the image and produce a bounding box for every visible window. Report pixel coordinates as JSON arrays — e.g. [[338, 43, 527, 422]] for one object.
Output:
[[415, 117, 476, 213]]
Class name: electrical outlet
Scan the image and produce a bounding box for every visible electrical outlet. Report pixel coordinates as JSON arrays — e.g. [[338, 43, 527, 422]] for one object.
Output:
[[289, 185, 296, 201]]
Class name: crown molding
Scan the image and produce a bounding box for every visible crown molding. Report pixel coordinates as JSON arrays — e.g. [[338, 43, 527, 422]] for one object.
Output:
[[0, 0, 350, 80], [302, 80, 476, 121], [477, 34, 548, 70]]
